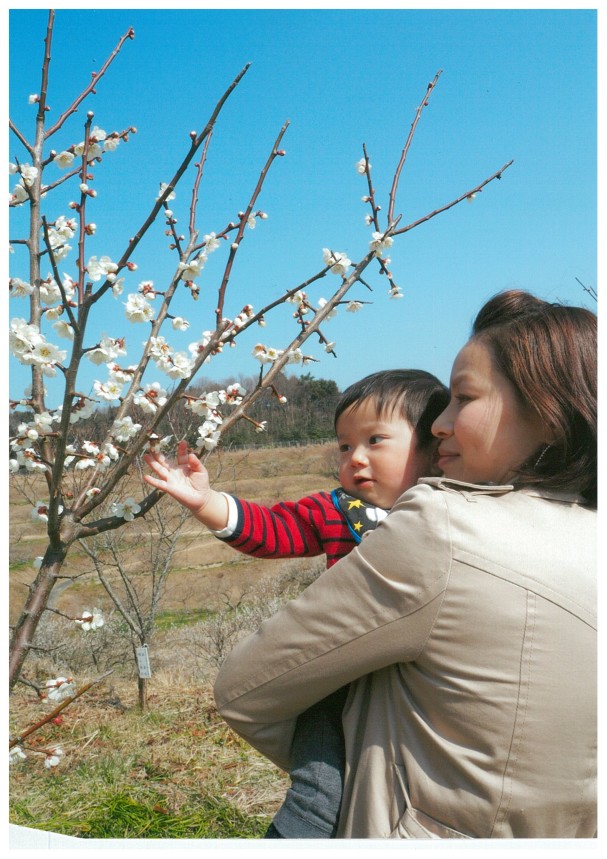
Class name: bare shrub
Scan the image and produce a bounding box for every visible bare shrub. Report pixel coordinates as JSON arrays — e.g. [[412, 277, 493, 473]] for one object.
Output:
[[179, 559, 324, 674]]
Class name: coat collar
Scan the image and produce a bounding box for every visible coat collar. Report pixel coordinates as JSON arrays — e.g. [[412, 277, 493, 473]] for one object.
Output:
[[418, 476, 587, 505]]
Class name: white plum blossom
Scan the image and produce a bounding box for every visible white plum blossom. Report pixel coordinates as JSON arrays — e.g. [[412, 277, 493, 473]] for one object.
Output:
[[44, 748, 64, 769], [255, 421, 268, 433], [111, 497, 141, 521], [87, 255, 118, 282], [246, 215, 256, 229], [178, 254, 207, 282], [324, 341, 337, 353], [162, 351, 194, 379], [107, 363, 136, 384], [133, 381, 167, 413], [203, 232, 220, 253], [19, 163, 38, 187], [90, 125, 107, 142], [38, 276, 63, 305], [111, 415, 142, 442], [369, 231, 394, 256], [9, 318, 43, 358], [10, 182, 29, 205], [252, 343, 283, 364], [93, 378, 124, 402], [389, 285, 404, 299], [103, 136, 120, 153], [9, 277, 34, 298], [75, 608, 105, 632], [144, 434, 172, 452], [23, 340, 67, 376], [125, 293, 155, 323], [171, 316, 190, 331], [197, 421, 221, 451], [28, 93, 39, 104], [346, 300, 364, 312], [45, 677, 75, 702], [322, 248, 351, 276], [156, 182, 176, 202], [224, 383, 246, 404], [355, 157, 369, 174], [52, 319, 75, 340], [86, 334, 127, 365], [65, 397, 96, 424], [9, 746, 27, 765], [53, 150, 75, 169]]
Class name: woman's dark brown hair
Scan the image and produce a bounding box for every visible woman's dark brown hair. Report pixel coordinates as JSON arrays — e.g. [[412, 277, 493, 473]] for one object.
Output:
[[472, 290, 597, 505]]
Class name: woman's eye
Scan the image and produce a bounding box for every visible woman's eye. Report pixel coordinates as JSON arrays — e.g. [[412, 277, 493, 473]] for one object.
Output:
[[455, 394, 470, 404]]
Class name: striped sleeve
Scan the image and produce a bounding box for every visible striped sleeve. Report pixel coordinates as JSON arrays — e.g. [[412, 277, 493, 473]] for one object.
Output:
[[221, 491, 355, 565]]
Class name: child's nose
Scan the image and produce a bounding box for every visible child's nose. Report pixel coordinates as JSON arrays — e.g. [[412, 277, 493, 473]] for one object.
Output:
[[350, 445, 369, 466]]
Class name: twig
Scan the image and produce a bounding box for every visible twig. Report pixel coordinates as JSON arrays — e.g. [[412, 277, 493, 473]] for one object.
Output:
[[388, 72, 442, 225], [392, 160, 514, 236], [9, 670, 114, 749]]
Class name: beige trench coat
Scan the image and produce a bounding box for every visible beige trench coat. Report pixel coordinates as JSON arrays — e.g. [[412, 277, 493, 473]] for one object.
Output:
[[214, 478, 597, 838]]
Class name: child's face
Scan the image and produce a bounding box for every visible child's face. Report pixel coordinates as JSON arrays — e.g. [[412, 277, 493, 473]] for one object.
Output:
[[335, 398, 437, 510]]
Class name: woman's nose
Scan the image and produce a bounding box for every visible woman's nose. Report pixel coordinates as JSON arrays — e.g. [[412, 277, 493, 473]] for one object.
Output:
[[431, 407, 451, 439]]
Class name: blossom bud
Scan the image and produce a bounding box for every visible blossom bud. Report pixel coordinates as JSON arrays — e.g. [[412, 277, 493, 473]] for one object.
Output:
[[231, 242, 239, 250], [276, 149, 286, 156], [69, 201, 79, 209], [259, 212, 268, 219], [79, 183, 89, 193], [190, 130, 197, 139], [28, 94, 39, 104], [126, 262, 138, 271], [87, 111, 94, 118], [84, 223, 96, 236]]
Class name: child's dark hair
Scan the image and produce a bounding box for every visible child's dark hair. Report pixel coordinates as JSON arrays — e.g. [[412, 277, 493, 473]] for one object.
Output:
[[334, 370, 449, 448]]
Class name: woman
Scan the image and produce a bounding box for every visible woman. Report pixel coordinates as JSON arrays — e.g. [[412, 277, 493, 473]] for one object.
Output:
[[214, 290, 597, 839]]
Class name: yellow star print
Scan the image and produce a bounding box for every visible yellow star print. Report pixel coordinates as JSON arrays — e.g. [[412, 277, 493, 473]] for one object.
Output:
[[347, 499, 364, 510], [353, 521, 363, 532]]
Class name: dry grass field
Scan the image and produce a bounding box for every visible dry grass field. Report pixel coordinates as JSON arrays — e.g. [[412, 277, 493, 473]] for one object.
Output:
[[9, 441, 339, 839]]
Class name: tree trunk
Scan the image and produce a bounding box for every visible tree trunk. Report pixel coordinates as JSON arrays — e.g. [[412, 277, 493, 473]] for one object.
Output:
[[9, 547, 69, 690]]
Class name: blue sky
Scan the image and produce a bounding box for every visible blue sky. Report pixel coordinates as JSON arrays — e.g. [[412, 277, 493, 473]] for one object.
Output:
[[7, 5, 598, 403]]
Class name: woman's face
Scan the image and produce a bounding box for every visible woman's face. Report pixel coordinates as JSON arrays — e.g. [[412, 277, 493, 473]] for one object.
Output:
[[432, 339, 549, 485]]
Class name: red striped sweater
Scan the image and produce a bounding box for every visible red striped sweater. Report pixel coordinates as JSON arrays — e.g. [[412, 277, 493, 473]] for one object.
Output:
[[222, 491, 358, 568]]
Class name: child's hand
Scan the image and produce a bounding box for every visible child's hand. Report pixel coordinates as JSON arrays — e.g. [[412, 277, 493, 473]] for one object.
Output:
[[143, 440, 223, 524]]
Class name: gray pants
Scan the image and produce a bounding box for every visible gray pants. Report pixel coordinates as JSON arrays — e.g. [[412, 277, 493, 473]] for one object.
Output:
[[268, 686, 348, 838]]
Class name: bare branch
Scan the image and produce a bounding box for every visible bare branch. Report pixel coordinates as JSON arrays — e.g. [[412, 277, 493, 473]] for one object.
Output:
[[392, 160, 514, 237], [44, 26, 135, 139]]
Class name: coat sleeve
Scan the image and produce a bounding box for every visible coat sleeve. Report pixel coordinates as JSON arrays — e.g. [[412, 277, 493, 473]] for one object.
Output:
[[213, 483, 452, 770]]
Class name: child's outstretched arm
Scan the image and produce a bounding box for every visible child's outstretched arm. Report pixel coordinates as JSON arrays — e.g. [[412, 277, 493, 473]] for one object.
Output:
[[143, 440, 229, 530]]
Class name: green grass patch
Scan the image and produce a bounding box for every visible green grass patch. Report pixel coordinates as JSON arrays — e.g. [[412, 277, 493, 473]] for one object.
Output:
[[154, 608, 215, 630], [11, 786, 269, 839]]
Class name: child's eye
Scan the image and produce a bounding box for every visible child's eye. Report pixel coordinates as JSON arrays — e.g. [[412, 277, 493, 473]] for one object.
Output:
[[338, 444, 351, 453], [369, 435, 383, 445]]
